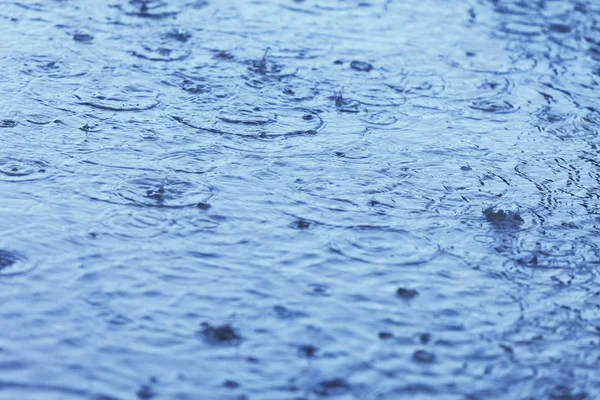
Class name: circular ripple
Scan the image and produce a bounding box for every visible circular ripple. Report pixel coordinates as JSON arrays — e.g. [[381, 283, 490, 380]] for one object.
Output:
[[0, 157, 52, 182], [329, 229, 438, 266], [0, 250, 33, 276], [278, 82, 320, 103], [385, 73, 446, 99], [441, 75, 514, 102], [94, 208, 210, 239], [448, 48, 537, 74], [74, 85, 160, 112], [314, 0, 374, 11], [337, 82, 406, 107], [469, 99, 518, 114], [129, 46, 191, 62], [171, 106, 324, 138], [24, 114, 57, 125], [20, 55, 92, 79], [358, 110, 399, 126], [87, 174, 213, 208], [386, 72, 514, 110], [246, 53, 294, 76], [277, 46, 333, 60]]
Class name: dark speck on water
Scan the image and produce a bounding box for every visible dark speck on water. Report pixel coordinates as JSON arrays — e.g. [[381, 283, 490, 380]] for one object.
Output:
[[196, 202, 211, 210], [0, 120, 17, 128], [379, 331, 393, 339], [299, 345, 318, 358], [165, 29, 191, 42], [136, 385, 156, 399], [314, 379, 351, 397], [290, 219, 311, 229], [548, 24, 572, 34], [483, 207, 524, 227], [223, 380, 240, 389], [397, 287, 419, 300], [413, 350, 436, 363], [2, 0, 600, 398], [350, 60, 373, 72], [73, 33, 94, 43], [199, 323, 241, 344], [0, 250, 18, 269], [334, 90, 345, 107], [213, 50, 235, 60], [79, 123, 99, 132]]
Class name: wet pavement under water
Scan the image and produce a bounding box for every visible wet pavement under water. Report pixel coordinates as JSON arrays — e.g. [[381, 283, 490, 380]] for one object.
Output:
[[0, 0, 600, 399]]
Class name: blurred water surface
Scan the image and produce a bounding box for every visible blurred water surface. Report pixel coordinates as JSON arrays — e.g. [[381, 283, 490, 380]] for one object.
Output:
[[0, 0, 599, 399]]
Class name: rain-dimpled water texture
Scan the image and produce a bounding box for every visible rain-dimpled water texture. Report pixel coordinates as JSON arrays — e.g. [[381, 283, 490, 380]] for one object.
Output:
[[0, 0, 599, 399]]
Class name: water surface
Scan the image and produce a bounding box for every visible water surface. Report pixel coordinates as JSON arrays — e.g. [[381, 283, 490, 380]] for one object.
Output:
[[0, 0, 599, 399]]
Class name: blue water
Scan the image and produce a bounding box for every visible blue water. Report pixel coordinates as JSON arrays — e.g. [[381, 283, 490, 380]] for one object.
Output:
[[1, 0, 599, 399]]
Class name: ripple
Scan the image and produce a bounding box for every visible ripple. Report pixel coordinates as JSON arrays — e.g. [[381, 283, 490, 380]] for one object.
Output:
[[129, 46, 191, 62], [86, 173, 213, 208], [314, 1, 370, 11], [20, 55, 91, 79], [0, 120, 18, 128], [123, 2, 179, 19], [384, 73, 446, 99], [513, 161, 559, 218], [483, 207, 525, 228], [498, 21, 545, 38], [0, 380, 115, 399], [180, 79, 212, 94], [350, 60, 373, 72], [492, 1, 542, 16], [171, 106, 324, 138], [24, 114, 57, 125], [335, 82, 406, 107], [74, 85, 160, 112], [437, 75, 514, 102], [92, 207, 218, 240], [0, 157, 52, 182], [245, 48, 298, 79], [447, 46, 537, 73], [277, 46, 332, 60], [574, 112, 600, 137], [2, 0, 599, 398], [329, 229, 438, 266], [469, 99, 518, 114], [73, 32, 94, 43], [358, 109, 400, 126], [163, 28, 192, 43], [0, 250, 33, 276], [160, 150, 219, 175], [278, 82, 320, 103], [169, 74, 235, 107]]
